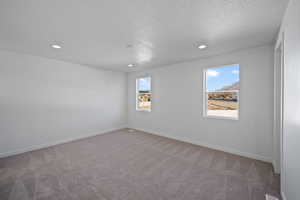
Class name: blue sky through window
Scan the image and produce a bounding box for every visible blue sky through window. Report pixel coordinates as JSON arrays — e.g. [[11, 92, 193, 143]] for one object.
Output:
[[138, 77, 151, 91], [206, 64, 239, 92]]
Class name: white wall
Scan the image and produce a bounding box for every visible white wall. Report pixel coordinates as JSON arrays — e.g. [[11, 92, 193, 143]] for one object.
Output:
[[128, 45, 274, 162], [276, 0, 300, 199], [0, 50, 127, 157]]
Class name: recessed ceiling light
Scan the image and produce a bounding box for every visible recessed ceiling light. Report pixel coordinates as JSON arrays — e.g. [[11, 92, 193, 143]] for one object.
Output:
[[51, 44, 62, 49], [198, 44, 207, 49], [128, 64, 134, 67]]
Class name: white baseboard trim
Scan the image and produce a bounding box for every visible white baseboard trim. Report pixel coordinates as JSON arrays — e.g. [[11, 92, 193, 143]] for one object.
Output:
[[131, 127, 272, 163], [281, 191, 286, 200], [0, 125, 127, 158]]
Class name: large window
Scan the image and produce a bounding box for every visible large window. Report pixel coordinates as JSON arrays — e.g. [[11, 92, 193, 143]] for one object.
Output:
[[204, 64, 240, 119], [136, 77, 151, 111]]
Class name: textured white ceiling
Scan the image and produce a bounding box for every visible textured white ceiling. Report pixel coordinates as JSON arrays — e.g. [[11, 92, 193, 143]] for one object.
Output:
[[0, 0, 288, 71]]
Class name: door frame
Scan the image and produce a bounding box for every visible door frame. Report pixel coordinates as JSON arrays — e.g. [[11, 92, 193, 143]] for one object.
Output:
[[274, 33, 285, 192]]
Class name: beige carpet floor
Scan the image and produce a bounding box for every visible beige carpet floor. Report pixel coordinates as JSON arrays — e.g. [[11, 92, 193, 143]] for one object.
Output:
[[0, 129, 280, 200]]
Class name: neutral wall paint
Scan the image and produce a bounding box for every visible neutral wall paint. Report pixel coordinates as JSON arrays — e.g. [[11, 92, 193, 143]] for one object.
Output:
[[0, 50, 127, 157], [128, 45, 274, 162], [277, 0, 300, 199]]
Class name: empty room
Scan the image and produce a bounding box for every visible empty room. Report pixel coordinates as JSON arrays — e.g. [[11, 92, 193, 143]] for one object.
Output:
[[0, 0, 299, 200]]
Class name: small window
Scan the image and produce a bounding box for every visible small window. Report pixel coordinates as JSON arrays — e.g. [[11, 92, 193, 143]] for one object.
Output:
[[204, 64, 240, 120], [136, 77, 151, 111]]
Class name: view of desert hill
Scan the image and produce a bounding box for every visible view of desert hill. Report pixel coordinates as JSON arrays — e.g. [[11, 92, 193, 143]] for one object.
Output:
[[218, 81, 239, 91]]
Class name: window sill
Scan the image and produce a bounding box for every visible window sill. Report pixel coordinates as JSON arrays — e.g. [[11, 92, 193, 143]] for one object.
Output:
[[203, 115, 239, 121], [136, 109, 151, 112]]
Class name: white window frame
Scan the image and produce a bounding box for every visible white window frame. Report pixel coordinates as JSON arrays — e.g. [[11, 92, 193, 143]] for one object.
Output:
[[136, 76, 152, 112], [203, 64, 240, 120]]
